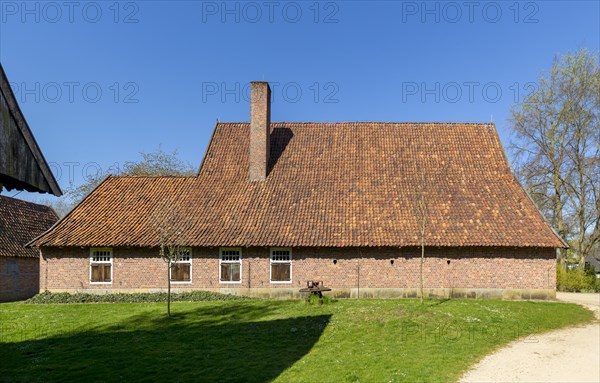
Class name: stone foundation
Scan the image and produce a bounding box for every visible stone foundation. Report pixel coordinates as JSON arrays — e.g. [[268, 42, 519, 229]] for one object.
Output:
[[43, 287, 556, 300]]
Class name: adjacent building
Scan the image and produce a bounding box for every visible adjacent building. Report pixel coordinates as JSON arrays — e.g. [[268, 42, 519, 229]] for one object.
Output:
[[0, 195, 58, 301], [1, 63, 62, 301]]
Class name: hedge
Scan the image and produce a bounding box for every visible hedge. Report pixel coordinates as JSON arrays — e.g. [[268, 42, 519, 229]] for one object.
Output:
[[557, 265, 600, 293], [25, 291, 255, 304]]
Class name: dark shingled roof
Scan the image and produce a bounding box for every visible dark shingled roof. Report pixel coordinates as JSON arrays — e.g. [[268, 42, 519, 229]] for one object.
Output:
[[31, 122, 566, 248], [0, 195, 58, 257]]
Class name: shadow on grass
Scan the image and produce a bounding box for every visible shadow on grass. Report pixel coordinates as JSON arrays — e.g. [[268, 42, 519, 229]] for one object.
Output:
[[0, 303, 331, 383], [426, 298, 452, 307]]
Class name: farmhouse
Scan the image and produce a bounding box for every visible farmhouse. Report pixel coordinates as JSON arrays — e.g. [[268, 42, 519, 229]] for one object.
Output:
[[31, 82, 565, 299]]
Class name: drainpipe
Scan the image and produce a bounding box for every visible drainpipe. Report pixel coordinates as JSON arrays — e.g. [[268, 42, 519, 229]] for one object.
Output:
[[39, 248, 47, 292], [247, 248, 251, 289]]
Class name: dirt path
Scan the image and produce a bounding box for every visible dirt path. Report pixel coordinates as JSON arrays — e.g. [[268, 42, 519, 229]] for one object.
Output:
[[460, 293, 600, 383]]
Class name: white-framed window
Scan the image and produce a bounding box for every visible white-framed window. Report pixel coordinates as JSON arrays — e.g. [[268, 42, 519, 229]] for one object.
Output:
[[219, 247, 242, 283], [270, 248, 292, 283], [90, 248, 112, 284], [170, 247, 192, 283]]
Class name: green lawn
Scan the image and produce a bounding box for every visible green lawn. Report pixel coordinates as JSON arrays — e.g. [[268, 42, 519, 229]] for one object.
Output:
[[0, 298, 594, 382]]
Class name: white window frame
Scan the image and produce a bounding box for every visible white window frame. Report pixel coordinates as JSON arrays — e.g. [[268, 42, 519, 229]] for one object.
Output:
[[89, 247, 113, 284], [219, 247, 242, 284], [169, 247, 192, 284], [270, 247, 292, 284]]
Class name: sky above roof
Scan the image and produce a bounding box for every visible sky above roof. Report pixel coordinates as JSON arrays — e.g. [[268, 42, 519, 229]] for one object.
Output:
[[0, 1, 598, 204]]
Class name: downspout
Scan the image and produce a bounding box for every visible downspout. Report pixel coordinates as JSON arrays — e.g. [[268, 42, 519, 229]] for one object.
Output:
[[247, 247, 251, 290], [39, 248, 47, 292]]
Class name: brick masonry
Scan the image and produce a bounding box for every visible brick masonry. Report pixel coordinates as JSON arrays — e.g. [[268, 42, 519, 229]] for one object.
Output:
[[0, 257, 39, 302], [248, 81, 271, 182], [39, 246, 557, 299]]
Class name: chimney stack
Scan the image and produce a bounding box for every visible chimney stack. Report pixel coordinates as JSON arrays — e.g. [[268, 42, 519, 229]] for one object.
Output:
[[249, 81, 271, 182]]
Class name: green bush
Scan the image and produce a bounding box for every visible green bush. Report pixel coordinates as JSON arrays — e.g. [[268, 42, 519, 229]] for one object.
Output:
[[557, 265, 600, 292], [25, 291, 255, 304]]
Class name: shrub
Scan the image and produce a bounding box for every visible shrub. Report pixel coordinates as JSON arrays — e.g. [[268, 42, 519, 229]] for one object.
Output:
[[25, 291, 255, 304], [557, 265, 600, 293]]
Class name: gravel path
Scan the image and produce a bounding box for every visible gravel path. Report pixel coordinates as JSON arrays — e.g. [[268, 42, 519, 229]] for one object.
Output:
[[460, 293, 600, 383]]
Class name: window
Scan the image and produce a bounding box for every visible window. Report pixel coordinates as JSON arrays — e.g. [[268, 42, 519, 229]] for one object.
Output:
[[170, 248, 192, 283], [90, 248, 112, 283], [220, 248, 241, 283], [270, 248, 292, 283], [6, 259, 18, 274]]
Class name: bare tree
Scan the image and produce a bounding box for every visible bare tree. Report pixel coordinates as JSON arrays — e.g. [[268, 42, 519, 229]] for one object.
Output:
[[565, 117, 599, 267], [412, 157, 452, 304], [154, 200, 187, 317], [66, 146, 195, 207], [413, 171, 428, 304], [510, 49, 599, 267]]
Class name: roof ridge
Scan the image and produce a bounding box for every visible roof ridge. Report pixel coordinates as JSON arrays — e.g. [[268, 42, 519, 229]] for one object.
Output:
[[217, 121, 494, 125], [108, 175, 197, 179]]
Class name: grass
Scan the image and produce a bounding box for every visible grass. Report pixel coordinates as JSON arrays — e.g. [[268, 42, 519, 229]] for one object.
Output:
[[25, 290, 253, 304], [0, 298, 594, 382]]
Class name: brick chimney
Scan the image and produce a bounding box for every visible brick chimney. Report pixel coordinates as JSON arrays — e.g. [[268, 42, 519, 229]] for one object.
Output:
[[249, 81, 271, 182]]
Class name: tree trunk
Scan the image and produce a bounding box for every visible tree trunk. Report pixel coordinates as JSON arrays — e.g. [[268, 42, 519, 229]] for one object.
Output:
[[357, 261, 361, 299], [552, 170, 568, 266], [419, 193, 426, 305], [420, 241, 424, 304]]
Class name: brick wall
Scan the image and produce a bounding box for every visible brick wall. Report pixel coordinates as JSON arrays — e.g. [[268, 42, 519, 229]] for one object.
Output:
[[40, 246, 556, 297], [0, 257, 39, 302]]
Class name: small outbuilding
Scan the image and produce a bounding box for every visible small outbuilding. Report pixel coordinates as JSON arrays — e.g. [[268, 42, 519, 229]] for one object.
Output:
[[0, 196, 58, 301]]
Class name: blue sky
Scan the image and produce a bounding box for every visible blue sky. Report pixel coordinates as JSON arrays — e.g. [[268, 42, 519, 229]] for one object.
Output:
[[1, 0, 598, 204]]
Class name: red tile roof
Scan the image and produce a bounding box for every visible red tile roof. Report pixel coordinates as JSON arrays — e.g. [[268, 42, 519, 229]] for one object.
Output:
[[32, 122, 566, 248], [0, 195, 58, 257]]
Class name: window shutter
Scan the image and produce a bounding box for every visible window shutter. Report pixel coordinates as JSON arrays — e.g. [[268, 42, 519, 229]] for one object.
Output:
[[272, 263, 291, 282], [91, 265, 101, 282], [103, 264, 111, 282]]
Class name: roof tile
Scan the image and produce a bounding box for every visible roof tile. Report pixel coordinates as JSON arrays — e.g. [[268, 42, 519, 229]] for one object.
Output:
[[0, 195, 58, 257], [33, 122, 565, 248]]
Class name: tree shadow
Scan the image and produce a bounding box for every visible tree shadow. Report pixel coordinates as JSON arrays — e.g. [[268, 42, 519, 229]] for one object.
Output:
[[426, 298, 452, 307], [0, 303, 331, 383]]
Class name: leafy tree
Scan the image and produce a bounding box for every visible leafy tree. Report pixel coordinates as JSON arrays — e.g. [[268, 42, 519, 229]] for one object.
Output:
[[510, 49, 599, 267]]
